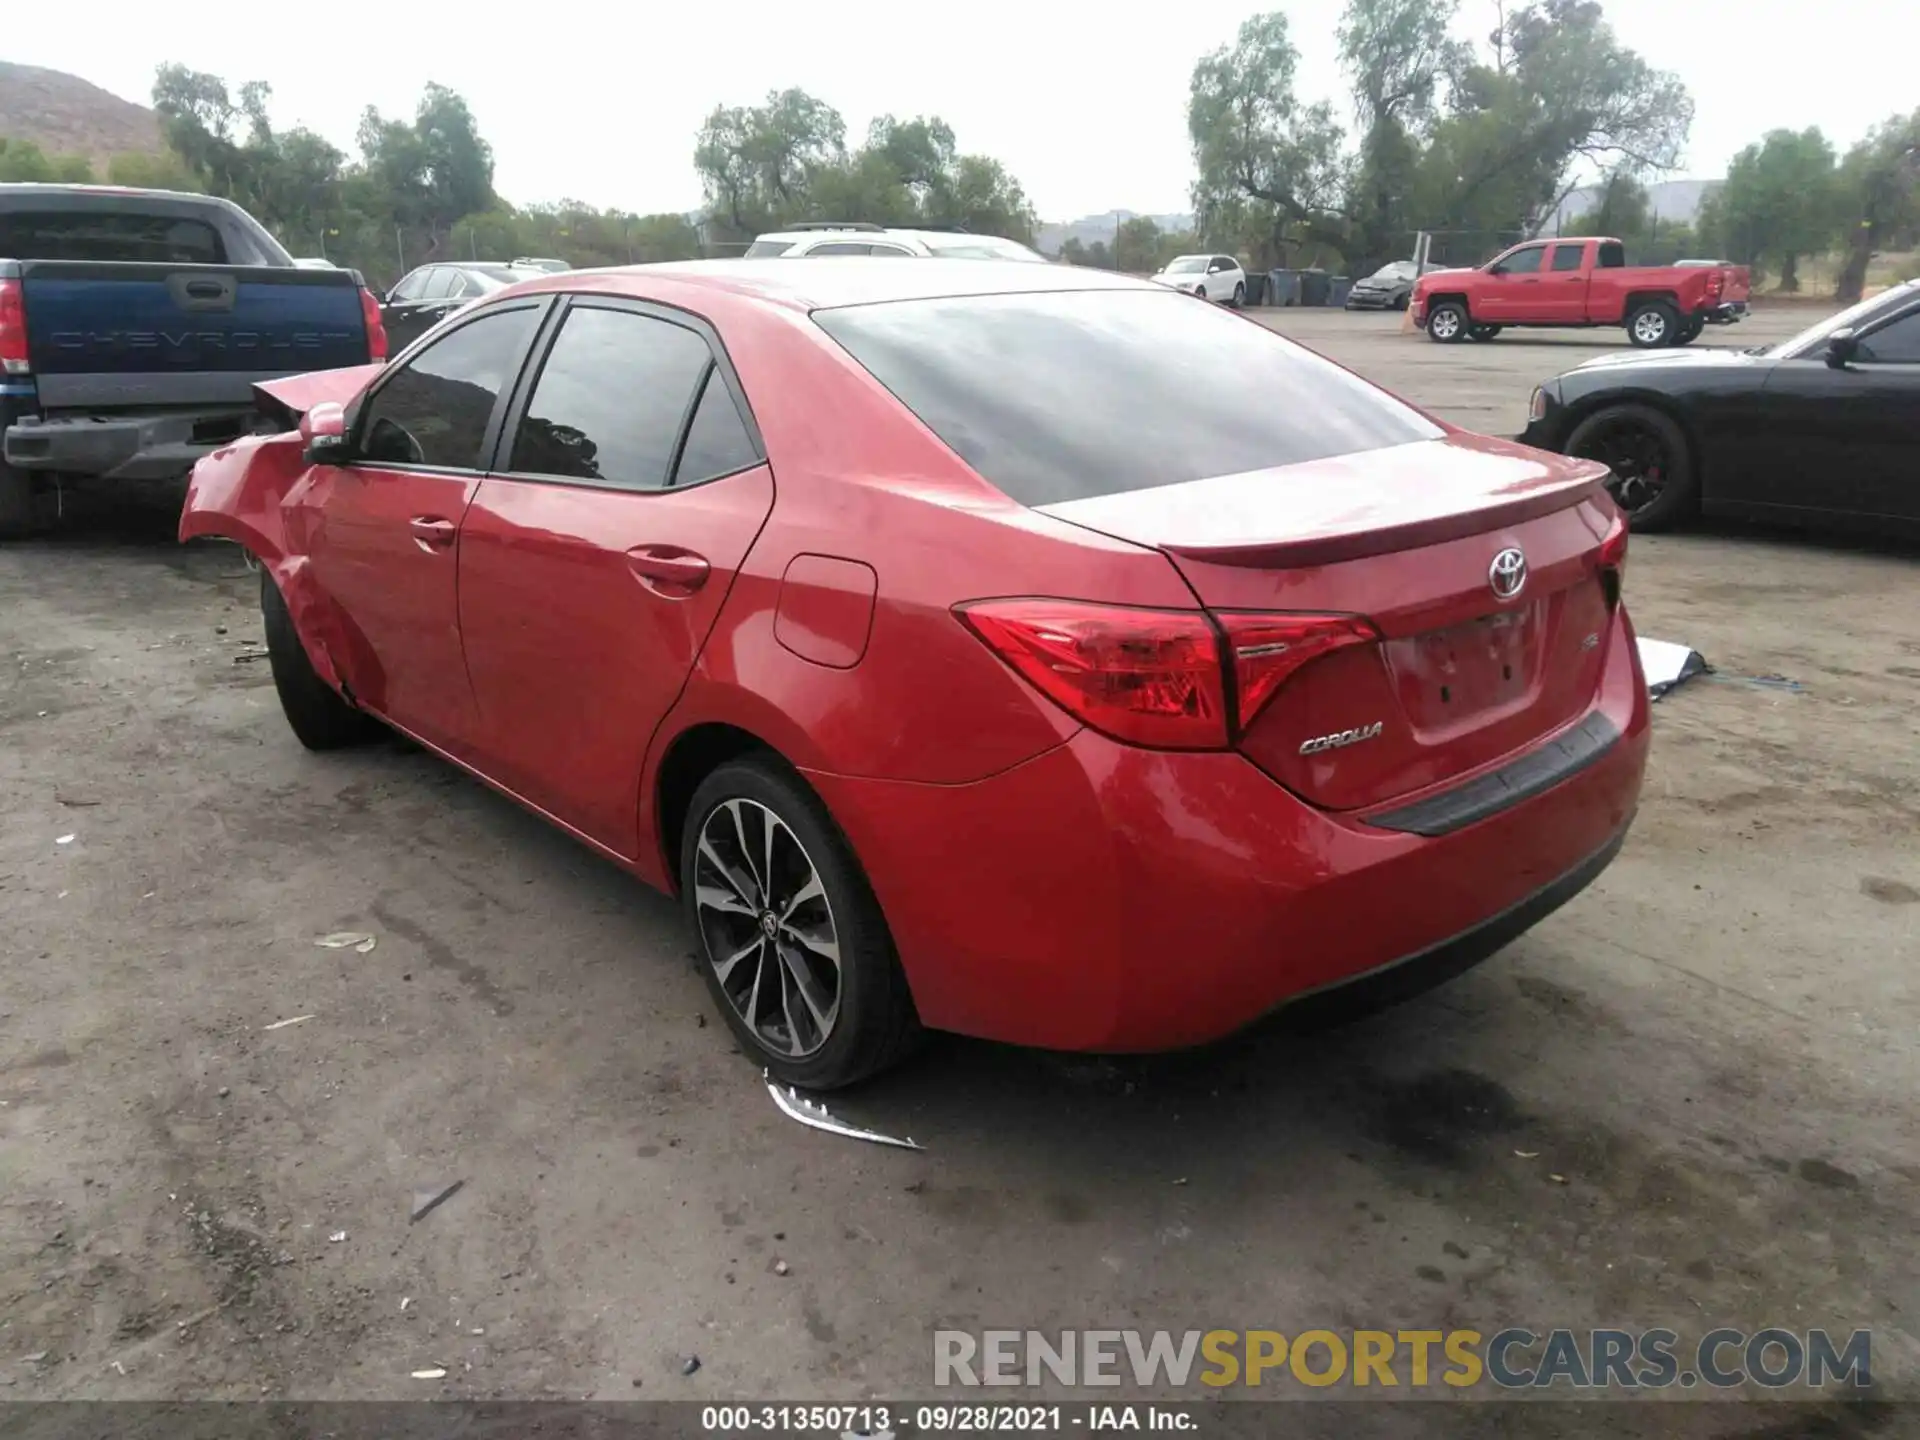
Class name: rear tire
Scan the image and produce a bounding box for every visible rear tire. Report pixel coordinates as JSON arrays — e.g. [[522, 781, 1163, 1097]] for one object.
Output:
[[0, 465, 36, 540], [260, 569, 383, 750], [1627, 300, 1679, 349], [1231, 281, 1246, 309], [1565, 403, 1697, 532], [1426, 301, 1468, 343], [682, 756, 922, 1089], [1675, 316, 1704, 346], [1192, 284, 1208, 300], [1468, 323, 1502, 341]]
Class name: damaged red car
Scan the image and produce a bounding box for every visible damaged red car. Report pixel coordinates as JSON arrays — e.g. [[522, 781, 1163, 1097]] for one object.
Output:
[[181, 261, 1649, 1088]]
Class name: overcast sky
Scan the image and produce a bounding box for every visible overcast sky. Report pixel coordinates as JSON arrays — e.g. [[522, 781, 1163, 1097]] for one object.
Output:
[[13, 0, 1913, 221]]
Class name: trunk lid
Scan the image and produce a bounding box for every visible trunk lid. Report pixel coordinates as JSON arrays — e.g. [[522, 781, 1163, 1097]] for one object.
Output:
[[1039, 435, 1621, 811]]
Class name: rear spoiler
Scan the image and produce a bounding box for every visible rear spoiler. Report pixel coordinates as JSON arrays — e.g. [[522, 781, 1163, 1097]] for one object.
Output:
[[252, 364, 384, 429]]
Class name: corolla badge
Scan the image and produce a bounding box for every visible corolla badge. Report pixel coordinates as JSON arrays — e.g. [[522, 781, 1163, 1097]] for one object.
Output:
[[1299, 721, 1384, 756], [1489, 547, 1528, 601]]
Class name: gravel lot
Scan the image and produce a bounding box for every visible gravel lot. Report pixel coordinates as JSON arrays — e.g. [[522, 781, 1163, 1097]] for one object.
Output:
[[2, 303, 1915, 1430]]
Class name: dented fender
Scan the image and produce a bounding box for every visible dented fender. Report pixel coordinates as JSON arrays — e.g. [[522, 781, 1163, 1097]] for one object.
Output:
[[178, 430, 351, 695]]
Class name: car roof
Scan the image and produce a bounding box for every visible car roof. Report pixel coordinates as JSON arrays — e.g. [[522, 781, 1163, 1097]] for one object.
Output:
[[513, 257, 1154, 312]]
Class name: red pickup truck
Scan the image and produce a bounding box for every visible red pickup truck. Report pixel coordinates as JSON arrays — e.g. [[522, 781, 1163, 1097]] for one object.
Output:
[[1411, 237, 1750, 349]]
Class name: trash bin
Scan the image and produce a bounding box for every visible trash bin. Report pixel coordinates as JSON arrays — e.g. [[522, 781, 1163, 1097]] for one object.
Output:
[[1298, 269, 1331, 307], [1329, 276, 1354, 308], [1266, 270, 1300, 307]]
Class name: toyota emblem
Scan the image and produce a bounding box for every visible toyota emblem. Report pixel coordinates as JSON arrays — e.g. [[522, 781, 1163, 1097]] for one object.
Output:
[[1488, 547, 1528, 601]]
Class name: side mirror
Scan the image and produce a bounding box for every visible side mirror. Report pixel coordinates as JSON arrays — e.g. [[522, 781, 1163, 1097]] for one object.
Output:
[[1825, 329, 1859, 368], [300, 401, 350, 464]]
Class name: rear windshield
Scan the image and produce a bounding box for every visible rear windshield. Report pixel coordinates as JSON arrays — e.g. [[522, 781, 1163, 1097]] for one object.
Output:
[[813, 289, 1441, 506], [745, 240, 796, 257], [0, 210, 227, 264]]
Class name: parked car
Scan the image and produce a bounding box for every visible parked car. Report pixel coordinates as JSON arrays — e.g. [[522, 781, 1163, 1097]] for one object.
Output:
[[745, 223, 1048, 263], [0, 184, 387, 538], [1149, 253, 1247, 305], [1520, 278, 1920, 532], [1412, 238, 1749, 348], [379, 262, 549, 352], [511, 256, 571, 273], [1345, 260, 1420, 311], [181, 259, 1648, 1087]]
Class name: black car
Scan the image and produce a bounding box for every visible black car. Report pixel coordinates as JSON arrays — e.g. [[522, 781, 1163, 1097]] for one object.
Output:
[[1520, 279, 1920, 533], [1345, 260, 1419, 311], [380, 263, 546, 351]]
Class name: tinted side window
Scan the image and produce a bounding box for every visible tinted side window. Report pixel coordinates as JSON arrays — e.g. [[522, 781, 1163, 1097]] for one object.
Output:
[[1859, 311, 1920, 363], [674, 370, 760, 485], [0, 209, 226, 263], [509, 306, 713, 490], [808, 242, 872, 256], [1550, 245, 1585, 272], [744, 240, 796, 257], [1495, 247, 1544, 275], [815, 289, 1441, 507], [420, 269, 456, 300], [1597, 243, 1627, 269], [390, 269, 430, 301], [358, 307, 538, 469]]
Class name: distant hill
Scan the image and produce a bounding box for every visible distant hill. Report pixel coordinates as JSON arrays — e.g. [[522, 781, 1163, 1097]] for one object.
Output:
[[1036, 210, 1196, 255], [0, 62, 162, 171], [1549, 178, 1721, 230]]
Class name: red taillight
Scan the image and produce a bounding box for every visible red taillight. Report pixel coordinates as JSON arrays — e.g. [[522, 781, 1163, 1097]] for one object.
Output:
[[955, 599, 1381, 748], [1216, 611, 1380, 730], [956, 599, 1228, 749], [1706, 268, 1725, 299], [0, 279, 28, 374], [1598, 511, 1628, 608], [360, 287, 389, 363]]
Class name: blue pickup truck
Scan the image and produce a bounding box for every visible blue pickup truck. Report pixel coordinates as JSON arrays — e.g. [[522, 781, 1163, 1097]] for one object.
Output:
[[0, 184, 388, 537]]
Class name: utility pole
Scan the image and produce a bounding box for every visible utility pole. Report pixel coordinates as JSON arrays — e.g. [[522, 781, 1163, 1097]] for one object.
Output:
[[395, 225, 405, 277]]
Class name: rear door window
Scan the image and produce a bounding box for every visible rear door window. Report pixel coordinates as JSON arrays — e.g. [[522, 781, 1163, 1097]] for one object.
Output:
[[1597, 243, 1627, 269], [0, 209, 226, 263], [508, 305, 720, 490], [815, 289, 1440, 507]]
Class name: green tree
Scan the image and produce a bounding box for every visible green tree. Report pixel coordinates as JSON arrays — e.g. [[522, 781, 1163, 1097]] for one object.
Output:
[[1414, 0, 1691, 240], [1561, 169, 1651, 240], [0, 138, 94, 182], [1832, 110, 1920, 301], [1114, 216, 1165, 272], [693, 88, 848, 239], [1705, 128, 1838, 291], [1187, 11, 1349, 268], [1338, 0, 1468, 271]]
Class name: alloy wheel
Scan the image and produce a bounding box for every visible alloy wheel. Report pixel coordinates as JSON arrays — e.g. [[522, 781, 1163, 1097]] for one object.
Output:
[[692, 797, 842, 1059], [1579, 418, 1669, 516], [1631, 310, 1668, 345], [1429, 307, 1462, 340]]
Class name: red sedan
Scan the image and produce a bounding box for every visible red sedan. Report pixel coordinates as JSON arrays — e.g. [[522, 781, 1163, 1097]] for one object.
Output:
[[180, 261, 1649, 1088]]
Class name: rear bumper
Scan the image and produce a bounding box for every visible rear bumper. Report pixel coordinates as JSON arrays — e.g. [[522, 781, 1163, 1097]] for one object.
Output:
[[809, 603, 1650, 1052], [1703, 302, 1748, 323], [4, 409, 253, 481]]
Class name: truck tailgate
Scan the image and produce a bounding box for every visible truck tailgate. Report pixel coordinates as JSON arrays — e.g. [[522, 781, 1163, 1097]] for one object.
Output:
[[19, 261, 369, 407]]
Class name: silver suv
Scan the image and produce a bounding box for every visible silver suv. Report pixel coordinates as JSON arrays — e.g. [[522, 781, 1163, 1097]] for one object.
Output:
[[744, 223, 1049, 262]]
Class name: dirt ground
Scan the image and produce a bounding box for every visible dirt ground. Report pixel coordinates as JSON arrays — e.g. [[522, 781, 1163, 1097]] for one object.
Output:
[[2, 305, 1915, 1430]]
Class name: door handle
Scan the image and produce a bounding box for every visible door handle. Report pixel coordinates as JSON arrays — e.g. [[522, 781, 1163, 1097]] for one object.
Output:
[[409, 516, 457, 551], [626, 545, 711, 598]]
